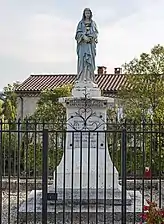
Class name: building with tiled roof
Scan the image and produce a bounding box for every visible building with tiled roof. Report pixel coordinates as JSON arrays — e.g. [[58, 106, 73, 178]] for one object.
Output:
[[16, 67, 125, 119]]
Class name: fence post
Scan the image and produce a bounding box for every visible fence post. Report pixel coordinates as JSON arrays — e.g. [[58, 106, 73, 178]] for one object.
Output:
[[121, 123, 127, 224], [42, 129, 48, 224]]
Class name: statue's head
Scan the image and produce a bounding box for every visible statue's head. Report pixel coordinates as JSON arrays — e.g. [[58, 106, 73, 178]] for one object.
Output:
[[82, 8, 92, 20]]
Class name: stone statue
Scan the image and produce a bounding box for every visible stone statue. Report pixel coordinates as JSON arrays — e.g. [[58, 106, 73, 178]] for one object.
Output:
[[75, 8, 98, 83]]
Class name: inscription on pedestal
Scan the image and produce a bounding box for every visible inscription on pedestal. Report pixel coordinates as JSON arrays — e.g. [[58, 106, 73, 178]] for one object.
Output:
[[73, 132, 97, 148], [68, 132, 105, 149], [66, 98, 108, 108]]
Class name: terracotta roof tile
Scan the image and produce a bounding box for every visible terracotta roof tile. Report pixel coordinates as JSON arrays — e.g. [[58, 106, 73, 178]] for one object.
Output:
[[15, 74, 126, 93]]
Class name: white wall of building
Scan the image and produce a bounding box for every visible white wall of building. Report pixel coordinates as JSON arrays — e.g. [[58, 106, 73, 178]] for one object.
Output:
[[17, 96, 40, 119]]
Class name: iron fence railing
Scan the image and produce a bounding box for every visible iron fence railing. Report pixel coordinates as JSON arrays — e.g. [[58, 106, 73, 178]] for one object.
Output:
[[1, 120, 164, 179], [0, 120, 164, 223]]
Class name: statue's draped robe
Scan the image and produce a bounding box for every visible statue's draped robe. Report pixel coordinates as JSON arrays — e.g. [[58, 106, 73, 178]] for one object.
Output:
[[75, 20, 98, 82]]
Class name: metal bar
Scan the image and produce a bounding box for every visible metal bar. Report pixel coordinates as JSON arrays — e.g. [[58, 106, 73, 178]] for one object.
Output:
[[87, 131, 90, 224], [25, 120, 29, 224], [112, 130, 115, 223], [104, 131, 107, 224], [96, 132, 99, 224], [158, 120, 162, 207], [79, 131, 82, 224], [54, 131, 58, 224], [34, 120, 37, 224], [141, 121, 145, 222], [1, 121, 163, 126], [8, 121, 11, 224], [71, 132, 74, 224], [3, 122, 6, 177], [0, 120, 2, 224], [62, 131, 66, 224], [17, 119, 21, 224], [42, 129, 48, 224], [129, 121, 133, 181], [13, 124, 16, 177], [121, 123, 127, 224], [0, 128, 162, 134], [133, 121, 136, 223], [150, 120, 153, 202]]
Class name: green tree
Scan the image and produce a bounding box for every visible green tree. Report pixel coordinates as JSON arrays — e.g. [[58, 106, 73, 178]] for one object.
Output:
[[119, 44, 164, 121], [31, 85, 72, 124], [0, 83, 19, 120], [0, 83, 19, 177], [115, 45, 164, 176]]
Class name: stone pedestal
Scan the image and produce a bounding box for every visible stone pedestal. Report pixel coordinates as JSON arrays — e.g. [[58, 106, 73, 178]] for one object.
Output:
[[55, 82, 120, 190]]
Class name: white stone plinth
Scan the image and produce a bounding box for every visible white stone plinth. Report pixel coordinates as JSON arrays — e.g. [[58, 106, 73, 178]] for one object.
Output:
[[54, 92, 120, 189], [55, 146, 120, 189]]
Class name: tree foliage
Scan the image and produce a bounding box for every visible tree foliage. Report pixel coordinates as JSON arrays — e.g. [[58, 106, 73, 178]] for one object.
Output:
[[113, 45, 164, 176], [118, 44, 164, 121], [0, 83, 19, 120], [31, 85, 72, 124]]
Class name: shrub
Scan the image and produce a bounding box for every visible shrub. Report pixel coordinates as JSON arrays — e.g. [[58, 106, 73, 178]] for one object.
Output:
[[22, 142, 63, 177], [139, 200, 164, 223]]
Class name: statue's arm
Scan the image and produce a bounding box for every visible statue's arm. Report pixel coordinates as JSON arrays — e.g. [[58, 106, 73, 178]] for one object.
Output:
[[88, 21, 98, 42], [75, 21, 89, 43]]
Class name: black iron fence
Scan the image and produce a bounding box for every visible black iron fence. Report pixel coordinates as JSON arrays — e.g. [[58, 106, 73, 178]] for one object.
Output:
[[0, 120, 164, 223]]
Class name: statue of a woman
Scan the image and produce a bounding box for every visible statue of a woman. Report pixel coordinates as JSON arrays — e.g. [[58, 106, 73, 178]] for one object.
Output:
[[75, 8, 98, 83]]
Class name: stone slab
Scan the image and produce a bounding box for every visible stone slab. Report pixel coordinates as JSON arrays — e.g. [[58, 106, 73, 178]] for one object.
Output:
[[19, 188, 144, 223], [47, 186, 132, 205]]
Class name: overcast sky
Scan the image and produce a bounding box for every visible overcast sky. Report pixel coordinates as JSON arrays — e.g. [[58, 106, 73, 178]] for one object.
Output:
[[0, 0, 164, 89]]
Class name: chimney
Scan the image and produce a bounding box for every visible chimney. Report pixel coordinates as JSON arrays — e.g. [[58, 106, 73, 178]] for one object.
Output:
[[114, 67, 122, 74], [97, 66, 107, 74]]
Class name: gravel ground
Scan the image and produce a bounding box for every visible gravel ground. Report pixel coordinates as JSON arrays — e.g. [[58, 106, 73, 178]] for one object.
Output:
[[1, 188, 162, 224]]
